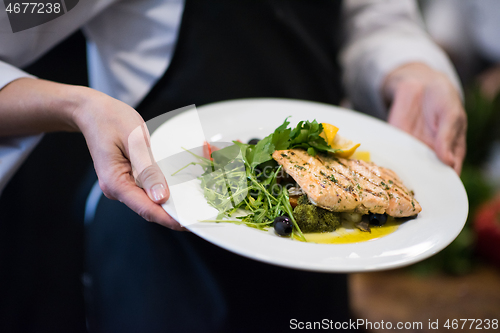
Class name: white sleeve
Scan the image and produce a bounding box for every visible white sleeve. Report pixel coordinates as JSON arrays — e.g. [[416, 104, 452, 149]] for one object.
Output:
[[340, 0, 462, 119], [0, 0, 116, 195], [0, 61, 36, 90], [84, 0, 184, 107], [0, 62, 42, 196]]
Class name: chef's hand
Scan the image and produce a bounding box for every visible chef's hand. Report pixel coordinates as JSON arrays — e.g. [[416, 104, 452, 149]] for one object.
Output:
[[73, 88, 185, 230], [0, 78, 182, 229], [383, 63, 467, 174]]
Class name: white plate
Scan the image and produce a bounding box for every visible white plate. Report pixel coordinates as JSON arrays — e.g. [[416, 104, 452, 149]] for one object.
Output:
[[150, 98, 468, 273]]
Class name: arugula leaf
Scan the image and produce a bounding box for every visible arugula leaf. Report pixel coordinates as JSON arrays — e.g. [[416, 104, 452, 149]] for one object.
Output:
[[211, 144, 241, 169], [251, 135, 274, 169], [177, 117, 343, 239], [271, 125, 291, 151], [233, 141, 250, 166], [248, 118, 291, 170]]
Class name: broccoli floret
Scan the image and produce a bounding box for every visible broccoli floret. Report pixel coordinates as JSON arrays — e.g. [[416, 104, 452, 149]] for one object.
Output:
[[317, 209, 341, 231], [293, 196, 341, 233], [297, 194, 312, 206]]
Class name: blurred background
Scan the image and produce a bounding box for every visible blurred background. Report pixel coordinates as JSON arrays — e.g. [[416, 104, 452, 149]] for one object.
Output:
[[0, 1, 499, 332], [351, 1, 500, 331]]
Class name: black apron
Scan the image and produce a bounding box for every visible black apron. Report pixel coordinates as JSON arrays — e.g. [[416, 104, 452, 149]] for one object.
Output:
[[87, 1, 356, 332], [137, 0, 344, 119]]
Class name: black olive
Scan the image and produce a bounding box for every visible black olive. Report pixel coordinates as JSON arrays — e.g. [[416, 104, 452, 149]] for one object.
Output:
[[248, 138, 260, 145], [368, 213, 387, 226], [273, 215, 293, 236]]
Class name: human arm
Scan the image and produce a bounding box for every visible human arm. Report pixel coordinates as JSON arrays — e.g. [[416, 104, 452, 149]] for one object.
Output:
[[383, 63, 466, 174], [0, 77, 183, 230], [341, 0, 466, 174], [0, 62, 43, 193]]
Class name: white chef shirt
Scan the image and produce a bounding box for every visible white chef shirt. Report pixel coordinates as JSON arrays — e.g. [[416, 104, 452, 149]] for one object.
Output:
[[0, 0, 184, 193], [423, 0, 500, 64], [0, 0, 460, 194]]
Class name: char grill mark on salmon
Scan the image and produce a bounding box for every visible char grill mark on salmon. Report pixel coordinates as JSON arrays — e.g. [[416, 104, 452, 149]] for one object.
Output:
[[342, 159, 422, 216], [272, 149, 421, 217], [274, 149, 359, 211], [321, 156, 389, 214]]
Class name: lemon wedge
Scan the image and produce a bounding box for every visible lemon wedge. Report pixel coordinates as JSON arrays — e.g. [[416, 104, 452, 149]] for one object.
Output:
[[351, 150, 371, 162], [331, 133, 361, 158], [321, 122, 360, 158], [320, 123, 339, 146]]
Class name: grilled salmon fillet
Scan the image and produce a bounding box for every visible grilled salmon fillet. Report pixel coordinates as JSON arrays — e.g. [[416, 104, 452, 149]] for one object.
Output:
[[272, 149, 421, 217]]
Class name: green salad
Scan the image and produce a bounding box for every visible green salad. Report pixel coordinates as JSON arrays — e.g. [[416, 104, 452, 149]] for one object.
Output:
[[174, 118, 340, 241]]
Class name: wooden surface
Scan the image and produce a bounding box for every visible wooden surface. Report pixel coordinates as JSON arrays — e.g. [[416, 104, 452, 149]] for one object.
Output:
[[349, 265, 500, 332]]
